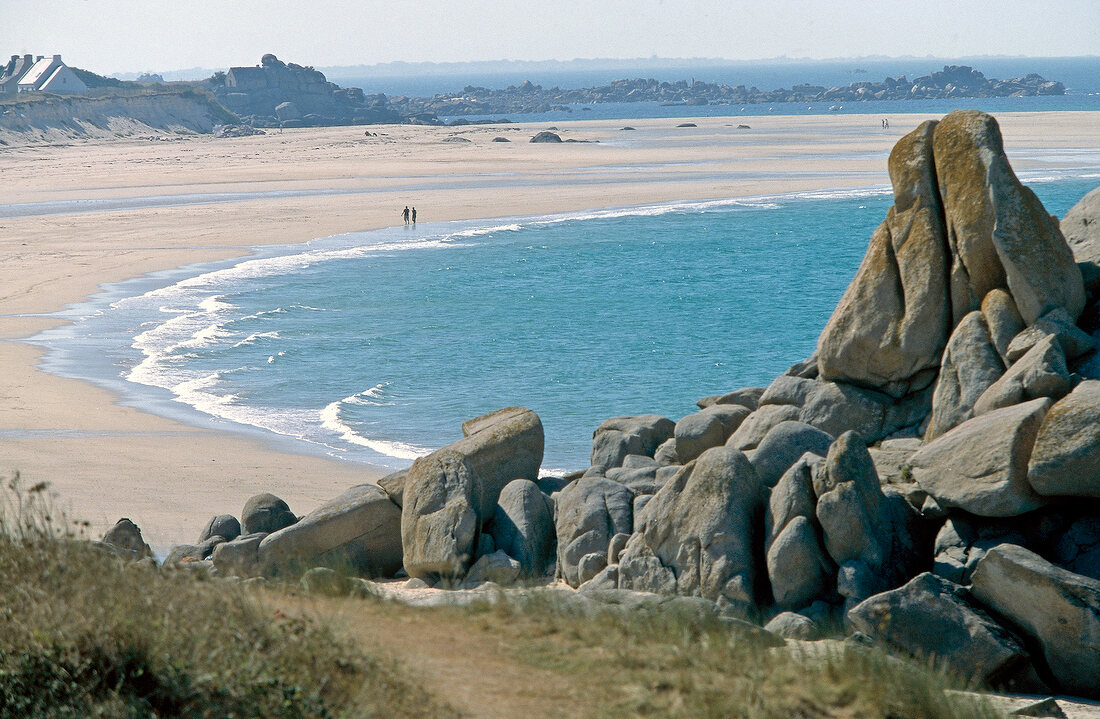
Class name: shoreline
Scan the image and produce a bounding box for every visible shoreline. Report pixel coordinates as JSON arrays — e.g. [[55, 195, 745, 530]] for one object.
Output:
[[3, 111, 1099, 551]]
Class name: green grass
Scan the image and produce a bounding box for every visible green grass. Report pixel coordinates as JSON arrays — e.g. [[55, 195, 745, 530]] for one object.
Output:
[[0, 476, 456, 719]]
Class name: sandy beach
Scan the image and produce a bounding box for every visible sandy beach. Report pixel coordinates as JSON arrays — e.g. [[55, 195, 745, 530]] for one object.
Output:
[[2, 110, 1098, 550]]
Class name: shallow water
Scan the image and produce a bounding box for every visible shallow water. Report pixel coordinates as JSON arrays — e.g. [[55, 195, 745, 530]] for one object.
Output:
[[32, 175, 1100, 474]]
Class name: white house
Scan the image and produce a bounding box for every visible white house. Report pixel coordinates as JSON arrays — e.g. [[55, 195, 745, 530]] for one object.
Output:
[[15, 54, 87, 95], [0, 54, 35, 94]]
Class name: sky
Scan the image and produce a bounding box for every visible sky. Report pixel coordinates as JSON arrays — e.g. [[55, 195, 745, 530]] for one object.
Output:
[[2, 0, 1098, 75]]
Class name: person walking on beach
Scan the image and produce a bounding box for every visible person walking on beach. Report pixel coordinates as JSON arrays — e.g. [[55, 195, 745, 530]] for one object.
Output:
[[402, 206, 410, 224], [411, 207, 417, 224]]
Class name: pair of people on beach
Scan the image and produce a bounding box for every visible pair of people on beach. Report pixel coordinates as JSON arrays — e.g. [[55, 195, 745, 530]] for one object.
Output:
[[881, 118, 890, 129], [402, 206, 417, 224]]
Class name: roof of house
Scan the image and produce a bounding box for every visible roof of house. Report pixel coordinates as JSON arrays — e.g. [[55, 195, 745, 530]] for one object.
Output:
[[17, 57, 58, 88]]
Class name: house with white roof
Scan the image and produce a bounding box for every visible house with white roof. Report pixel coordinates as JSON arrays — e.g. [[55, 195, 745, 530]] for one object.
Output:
[[13, 54, 87, 95]]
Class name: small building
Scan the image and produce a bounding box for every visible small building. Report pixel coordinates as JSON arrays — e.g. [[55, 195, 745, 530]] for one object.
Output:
[[225, 66, 267, 92], [0, 54, 35, 94], [16, 54, 87, 95]]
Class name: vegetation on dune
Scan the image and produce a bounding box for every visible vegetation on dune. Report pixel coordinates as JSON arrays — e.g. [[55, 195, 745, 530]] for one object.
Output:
[[0, 476, 1000, 718], [0, 476, 455, 719]]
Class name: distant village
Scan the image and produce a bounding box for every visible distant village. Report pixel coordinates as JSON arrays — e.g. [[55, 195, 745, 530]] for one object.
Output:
[[0, 54, 86, 95]]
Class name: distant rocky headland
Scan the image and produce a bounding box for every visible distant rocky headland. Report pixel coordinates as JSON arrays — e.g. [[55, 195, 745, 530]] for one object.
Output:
[[0, 56, 1071, 141], [387, 65, 1065, 117]]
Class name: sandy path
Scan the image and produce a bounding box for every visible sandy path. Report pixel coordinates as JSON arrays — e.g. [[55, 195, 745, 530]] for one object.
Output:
[[1, 111, 1097, 549]]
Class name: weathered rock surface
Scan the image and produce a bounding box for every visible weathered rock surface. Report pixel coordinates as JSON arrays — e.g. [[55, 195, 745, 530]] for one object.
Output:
[[674, 404, 751, 462], [933, 110, 1084, 325], [198, 514, 240, 543], [241, 493, 297, 535], [490, 479, 555, 577], [165, 535, 225, 565], [258, 483, 402, 577], [817, 120, 950, 397], [933, 516, 1029, 585], [696, 387, 764, 411], [618, 447, 763, 617], [926, 310, 1005, 439], [210, 532, 267, 577], [726, 404, 801, 450], [750, 421, 834, 488], [555, 476, 634, 587], [765, 453, 835, 609], [970, 544, 1100, 697], [402, 407, 544, 578], [1051, 515, 1100, 581], [973, 335, 1070, 415], [848, 572, 1039, 689], [1027, 380, 1100, 498], [590, 414, 675, 470], [911, 398, 1051, 516], [764, 612, 820, 640], [815, 432, 922, 605], [465, 550, 522, 586], [377, 469, 407, 507], [1061, 184, 1100, 266], [102, 518, 152, 560], [982, 288, 1026, 364], [1006, 307, 1094, 361]]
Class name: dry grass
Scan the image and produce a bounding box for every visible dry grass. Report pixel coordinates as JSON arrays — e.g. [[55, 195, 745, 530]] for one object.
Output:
[[0, 476, 457, 719], [1, 476, 1003, 718]]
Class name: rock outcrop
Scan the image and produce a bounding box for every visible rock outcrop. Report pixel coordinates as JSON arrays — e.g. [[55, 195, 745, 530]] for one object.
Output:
[[618, 447, 763, 617], [402, 407, 544, 578], [817, 119, 949, 397]]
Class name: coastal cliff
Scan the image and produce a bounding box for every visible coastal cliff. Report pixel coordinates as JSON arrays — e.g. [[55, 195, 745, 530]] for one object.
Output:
[[0, 90, 237, 146]]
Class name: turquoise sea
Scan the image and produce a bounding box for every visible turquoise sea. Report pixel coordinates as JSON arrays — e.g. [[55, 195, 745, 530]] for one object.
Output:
[[30, 173, 1100, 474]]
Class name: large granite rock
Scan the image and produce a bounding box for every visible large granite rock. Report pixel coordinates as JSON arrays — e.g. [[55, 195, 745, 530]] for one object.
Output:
[[590, 414, 675, 470], [241, 493, 297, 535], [848, 572, 1040, 690], [910, 398, 1051, 517], [814, 432, 921, 606], [725, 404, 801, 450], [749, 421, 834, 488], [766, 454, 834, 609], [972, 335, 1070, 416], [926, 311, 1004, 440], [933, 110, 1084, 325], [618, 447, 763, 617], [971, 544, 1100, 697], [1027, 379, 1100, 498], [402, 407, 544, 578], [555, 476, 634, 587], [258, 483, 402, 577], [674, 404, 750, 462], [210, 532, 267, 577], [489, 479, 555, 577], [817, 120, 950, 397], [198, 514, 241, 543], [1061, 184, 1100, 266]]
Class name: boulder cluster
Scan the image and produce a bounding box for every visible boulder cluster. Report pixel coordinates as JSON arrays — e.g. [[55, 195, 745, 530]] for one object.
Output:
[[206, 54, 409, 128], [106, 110, 1100, 699]]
